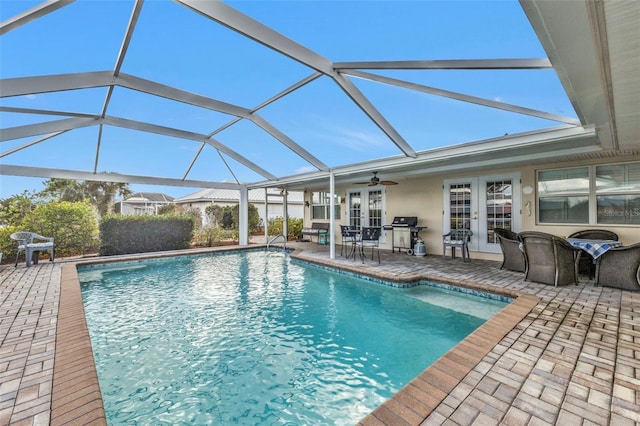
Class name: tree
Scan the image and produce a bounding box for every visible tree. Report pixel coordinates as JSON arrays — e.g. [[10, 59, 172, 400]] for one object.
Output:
[[0, 190, 39, 227], [39, 178, 132, 217], [205, 204, 224, 227], [157, 204, 178, 215], [222, 206, 234, 229], [158, 204, 202, 228], [220, 204, 260, 233]]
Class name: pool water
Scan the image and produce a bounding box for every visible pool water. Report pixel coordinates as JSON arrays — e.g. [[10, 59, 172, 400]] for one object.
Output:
[[78, 251, 507, 425]]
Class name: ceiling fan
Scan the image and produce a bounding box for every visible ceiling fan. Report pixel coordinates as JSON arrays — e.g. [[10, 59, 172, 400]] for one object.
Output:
[[356, 171, 398, 186]]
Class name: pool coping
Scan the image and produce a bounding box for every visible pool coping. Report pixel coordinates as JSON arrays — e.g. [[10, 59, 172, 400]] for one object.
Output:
[[53, 246, 538, 425]]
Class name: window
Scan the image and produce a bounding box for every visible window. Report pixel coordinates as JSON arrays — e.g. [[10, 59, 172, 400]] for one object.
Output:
[[538, 167, 589, 224], [537, 162, 640, 225], [311, 192, 341, 220], [596, 163, 640, 224]]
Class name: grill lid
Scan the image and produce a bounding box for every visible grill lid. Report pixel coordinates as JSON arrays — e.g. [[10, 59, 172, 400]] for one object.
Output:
[[390, 216, 418, 227]]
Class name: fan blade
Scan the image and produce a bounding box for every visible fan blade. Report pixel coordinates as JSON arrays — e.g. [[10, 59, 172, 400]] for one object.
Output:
[[355, 181, 371, 185], [368, 182, 379, 186], [381, 180, 398, 185]]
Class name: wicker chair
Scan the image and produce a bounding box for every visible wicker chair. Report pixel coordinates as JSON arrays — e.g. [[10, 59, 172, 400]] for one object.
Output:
[[594, 242, 640, 291], [568, 229, 619, 277], [520, 231, 580, 286], [443, 229, 473, 262], [493, 228, 526, 273]]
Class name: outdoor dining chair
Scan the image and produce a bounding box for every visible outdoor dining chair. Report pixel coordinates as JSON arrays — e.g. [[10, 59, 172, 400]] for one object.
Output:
[[520, 231, 580, 286], [355, 227, 381, 264], [340, 225, 357, 257], [568, 229, 619, 277], [594, 242, 640, 291], [493, 228, 526, 272], [442, 229, 473, 262]]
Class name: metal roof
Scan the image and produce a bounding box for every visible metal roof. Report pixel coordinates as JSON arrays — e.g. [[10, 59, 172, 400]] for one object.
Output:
[[1, 0, 638, 193], [175, 188, 303, 204], [124, 192, 175, 203]]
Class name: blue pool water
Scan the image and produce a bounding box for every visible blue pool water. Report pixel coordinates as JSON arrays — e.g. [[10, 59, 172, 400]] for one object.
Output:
[[78, 251, 507, 425]]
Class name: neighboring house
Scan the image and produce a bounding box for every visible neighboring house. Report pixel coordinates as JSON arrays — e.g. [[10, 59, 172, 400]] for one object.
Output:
[[175, 188, 304, 226], [116, 192, 175, 215]]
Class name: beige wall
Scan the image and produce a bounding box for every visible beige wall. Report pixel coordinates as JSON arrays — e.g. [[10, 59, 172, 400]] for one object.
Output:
[[304, 154, 640, 260]]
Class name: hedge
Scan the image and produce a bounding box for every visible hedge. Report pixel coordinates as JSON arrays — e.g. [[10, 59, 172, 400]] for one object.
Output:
[[0, 200, 99, 263], [267, 217, 304, 240], [100, 215, 195, 256]]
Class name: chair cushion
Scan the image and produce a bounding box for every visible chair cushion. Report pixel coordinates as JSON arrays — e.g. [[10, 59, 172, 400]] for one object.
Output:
[[27, 242, 54, 249]]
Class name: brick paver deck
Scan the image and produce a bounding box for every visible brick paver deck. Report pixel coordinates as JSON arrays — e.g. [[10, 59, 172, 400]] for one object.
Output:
[[0, 243, 638, 425]]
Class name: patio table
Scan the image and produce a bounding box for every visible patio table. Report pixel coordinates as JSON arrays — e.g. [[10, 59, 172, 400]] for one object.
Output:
[[567, 238, 623, 260]]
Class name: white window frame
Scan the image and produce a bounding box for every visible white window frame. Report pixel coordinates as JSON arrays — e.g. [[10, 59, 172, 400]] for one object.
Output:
[[537, 161, 640, 225], [311, 191, 341, 220]]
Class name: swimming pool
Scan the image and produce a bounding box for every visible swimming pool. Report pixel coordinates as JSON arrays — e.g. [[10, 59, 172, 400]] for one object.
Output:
[[78, 250, 508, 425]]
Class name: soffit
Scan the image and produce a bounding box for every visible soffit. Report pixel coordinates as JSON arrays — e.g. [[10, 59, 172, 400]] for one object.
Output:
[[520, 0, 639, 152]]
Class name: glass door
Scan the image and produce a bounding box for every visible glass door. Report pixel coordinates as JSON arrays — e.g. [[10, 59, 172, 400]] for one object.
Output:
[[347, 188, 386, 242], [480, 176, 519, 253], [444, 174, 520, 254], [348, 190, 361, 229]]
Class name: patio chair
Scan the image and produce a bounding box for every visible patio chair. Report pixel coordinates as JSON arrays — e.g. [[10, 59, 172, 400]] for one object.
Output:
[[340, 225, 356, 257], [355, 227, 381, 264], [443, 229, 473, 262], [568, 229, 619, 277], [493, 228, 526, 273], [10, 232, 55, 267], [520, 231, 580, 286], [594, 242, 640, 291]]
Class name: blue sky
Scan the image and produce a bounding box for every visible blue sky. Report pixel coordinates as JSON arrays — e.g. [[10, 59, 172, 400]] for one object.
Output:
[[0, 0, 576, 200]]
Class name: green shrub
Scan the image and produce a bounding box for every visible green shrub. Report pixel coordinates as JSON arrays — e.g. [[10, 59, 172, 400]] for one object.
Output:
[[0, 200, 99, 263], [192, 226, 237, 247], [99, 215, 194, 256], [267, 217, 304, 240], [0, 225, 19, 263], [22, 200, 99, 257]]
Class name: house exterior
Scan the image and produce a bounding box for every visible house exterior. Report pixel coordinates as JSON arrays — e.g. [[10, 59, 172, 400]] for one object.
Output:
[[116, 192, 175, 215], [301, 155, 640, 261], [175, 188, 304, 227]]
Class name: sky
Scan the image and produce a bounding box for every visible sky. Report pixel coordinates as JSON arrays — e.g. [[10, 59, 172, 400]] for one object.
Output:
[[0, 0, 577, 200]]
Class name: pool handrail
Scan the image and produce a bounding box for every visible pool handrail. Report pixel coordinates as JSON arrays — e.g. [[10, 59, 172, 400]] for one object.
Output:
[[267, 234, 287, 251]]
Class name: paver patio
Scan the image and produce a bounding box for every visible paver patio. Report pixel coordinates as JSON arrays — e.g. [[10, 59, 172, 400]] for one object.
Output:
[[0, 244, 638, 425]]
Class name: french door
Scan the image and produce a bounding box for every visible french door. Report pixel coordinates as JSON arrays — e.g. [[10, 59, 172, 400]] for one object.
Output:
[[443, 174, 520, 254], [346, 188, 386, 242]]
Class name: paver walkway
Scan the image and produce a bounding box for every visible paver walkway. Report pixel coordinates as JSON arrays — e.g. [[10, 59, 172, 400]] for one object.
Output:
[[0, 244, 638, 425]]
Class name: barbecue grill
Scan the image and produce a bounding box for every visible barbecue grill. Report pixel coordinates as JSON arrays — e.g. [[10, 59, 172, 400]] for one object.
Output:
[[383, 216, 427, 253]]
